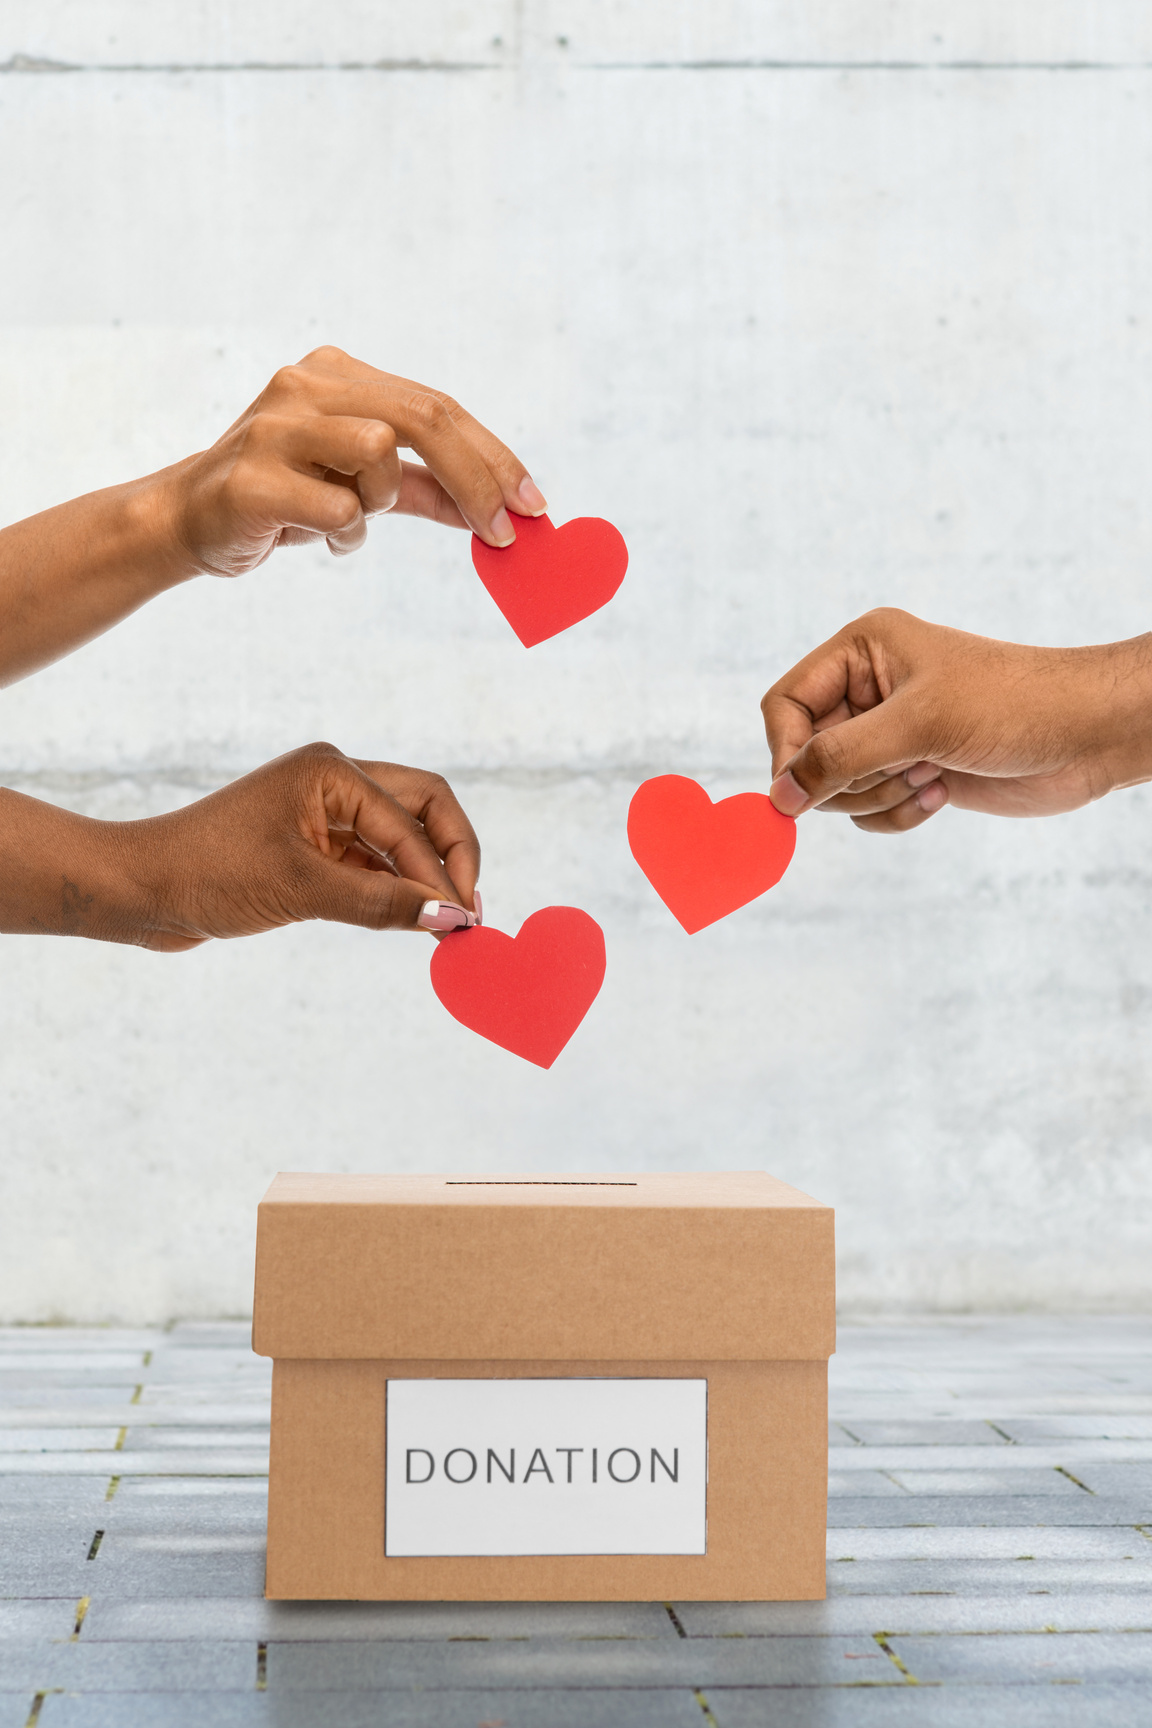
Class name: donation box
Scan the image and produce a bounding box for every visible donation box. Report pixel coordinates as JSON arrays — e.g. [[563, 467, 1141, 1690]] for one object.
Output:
[[252, 1171, 835, 1601]]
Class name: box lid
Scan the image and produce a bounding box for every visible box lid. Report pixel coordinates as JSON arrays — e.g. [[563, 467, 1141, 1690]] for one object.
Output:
[[252, 1171, 835, 1362]]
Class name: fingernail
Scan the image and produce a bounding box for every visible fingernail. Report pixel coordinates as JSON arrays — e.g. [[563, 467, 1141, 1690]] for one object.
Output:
[[418, 901, 476, 932], [473, 889, 483, 926], [769, 771, 808, 816], [489, 507, 515, 546], [905, 761, 940, 789], [916, 782, 947, 814], [517, 475, 548, 515]]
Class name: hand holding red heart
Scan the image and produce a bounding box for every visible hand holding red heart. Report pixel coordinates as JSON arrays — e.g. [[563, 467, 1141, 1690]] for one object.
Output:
[[0, 345, 545, 690], [761, 608, 1152, 836], [0, 745, 479, 951]]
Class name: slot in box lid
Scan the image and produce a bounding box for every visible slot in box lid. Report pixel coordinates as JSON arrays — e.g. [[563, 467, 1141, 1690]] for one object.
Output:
[[252, 1171, 834, 1362]]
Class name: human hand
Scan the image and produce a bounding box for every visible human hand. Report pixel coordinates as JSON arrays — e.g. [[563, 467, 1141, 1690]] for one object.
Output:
[[761, 608, 1152, 834], [159, 345, 547, 579], [0, 746, 481, 951]]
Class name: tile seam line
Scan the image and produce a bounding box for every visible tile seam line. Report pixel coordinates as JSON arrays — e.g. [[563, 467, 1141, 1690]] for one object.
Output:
[[5, 59, 1152, 75]]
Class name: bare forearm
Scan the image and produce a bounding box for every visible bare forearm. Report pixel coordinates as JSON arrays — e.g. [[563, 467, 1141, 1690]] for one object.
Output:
[[0, 347, 545, 688], [0, 465, 197, 686], [0, 747, 479, 951], [0, 789, 139, 939]]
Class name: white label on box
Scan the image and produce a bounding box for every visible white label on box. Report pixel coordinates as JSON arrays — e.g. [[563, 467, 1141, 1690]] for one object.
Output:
[[384, 1378, 707, 1557]]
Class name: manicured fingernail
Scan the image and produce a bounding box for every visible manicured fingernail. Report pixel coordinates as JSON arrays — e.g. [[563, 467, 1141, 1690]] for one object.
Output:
[[472, 889, 483, 926], [916, 782, 947, 814], [418, 901, 476, 932], [905, 761, 940, 789], [769, 771, 808, 816], [517, 475, 548, 515], [489, 507, 515, 546]]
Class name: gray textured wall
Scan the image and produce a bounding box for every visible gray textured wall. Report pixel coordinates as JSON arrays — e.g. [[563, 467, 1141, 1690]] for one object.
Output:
[[3, 4, 1152, 1320]]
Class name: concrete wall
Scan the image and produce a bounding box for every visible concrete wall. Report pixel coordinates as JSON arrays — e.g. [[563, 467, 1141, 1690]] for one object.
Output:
[[3, 3, 1152, 1320]]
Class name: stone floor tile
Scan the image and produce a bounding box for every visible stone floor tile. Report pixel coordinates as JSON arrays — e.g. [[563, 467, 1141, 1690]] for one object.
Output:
[[889, 1629, 1152, 1684], [707, 1682, 1152, 1727], [82, 1599, 675, 1641], [264, 1634, 903, 1690], [828, 1471, 909, 1497], [0, 1601, 81, 1641], [0, 1479, 110, 1515], [835, 1421, 1012, 1447], [0, 1637, 253, 1690], [826, 1526, 1151, 1560], [1063, 1462, 1152, 1501], [673, 1592, 1152, 1635], [0, 1698, 31, 1728], [827, 1493, 1152, 1526], [107, 1505, 268, 1540], [0, 1568, 96, 1596], [878, 1469, 1094, 1496], [838, 1443, 1152, 1472], [0, 1431, 122, 1455], [826, 1556, 1152, 1595], [85, 1541, 267, 1598], [164, 1325, 253, 1344], [113, 1479, 268, 1503], [124, 1405, 273, 1426], [141, 1351, 269, 1381], [122, 1429, 270, 1450], [38, 1697, 268, 1728], [103, 1534, 266, 1556], [996, 1416, 1152, 1442], [37, 1690, 708, 1728], [0, 1450, 267, 1476], [0, 1390, 136, 1413]]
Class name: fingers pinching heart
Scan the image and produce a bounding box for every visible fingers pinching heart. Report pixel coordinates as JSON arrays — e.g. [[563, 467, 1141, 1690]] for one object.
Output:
[[430, 908, 607, 1069], [628, 775, 797, 934], [472, 513, 628, 647]]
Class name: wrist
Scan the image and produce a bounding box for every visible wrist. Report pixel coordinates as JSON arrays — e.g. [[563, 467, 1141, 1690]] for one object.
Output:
[[1079, 635, 1152, 796], [117, 458, 207, 590], [0, 792, 133, 940]]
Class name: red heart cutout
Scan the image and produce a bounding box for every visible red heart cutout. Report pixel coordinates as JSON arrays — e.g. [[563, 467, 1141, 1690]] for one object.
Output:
[[627, 775, 796, 934], [429, 907, 606, 1068], [471, 514, 628, 647]]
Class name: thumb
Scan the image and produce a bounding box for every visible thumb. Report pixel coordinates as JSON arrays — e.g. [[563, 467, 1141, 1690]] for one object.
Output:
[[770, 695, 924, 815]]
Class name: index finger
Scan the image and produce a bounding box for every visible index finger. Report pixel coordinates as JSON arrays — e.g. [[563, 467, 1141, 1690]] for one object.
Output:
[[760, 632, 886, 777], [354, 761, 481, 911], [297, 351, 547, 544], [320, 762, 464, 908]]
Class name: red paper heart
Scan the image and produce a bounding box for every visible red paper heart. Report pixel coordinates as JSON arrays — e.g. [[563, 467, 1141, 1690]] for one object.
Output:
[[429, 907, 606, 1068], [627, 775, 796, 934], [471, 513, 628, 647]]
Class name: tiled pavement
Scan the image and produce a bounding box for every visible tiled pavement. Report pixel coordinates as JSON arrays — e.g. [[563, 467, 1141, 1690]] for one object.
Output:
[[0, 1319, 1149, 1725]]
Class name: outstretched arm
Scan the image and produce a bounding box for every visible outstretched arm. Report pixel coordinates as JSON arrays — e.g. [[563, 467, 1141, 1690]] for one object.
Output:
[[0, 346, 545, 687], [762, 608, 1152, 833], [0, 745, 480, 950]]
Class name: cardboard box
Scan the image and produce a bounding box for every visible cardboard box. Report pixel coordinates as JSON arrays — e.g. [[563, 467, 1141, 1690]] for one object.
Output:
[[253, 1171, 834, 1601]]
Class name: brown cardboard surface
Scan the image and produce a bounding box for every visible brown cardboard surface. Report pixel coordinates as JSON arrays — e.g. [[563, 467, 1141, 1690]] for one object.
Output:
[[265, 1357, 828, 1601], [253, 1171, 834, 1362]]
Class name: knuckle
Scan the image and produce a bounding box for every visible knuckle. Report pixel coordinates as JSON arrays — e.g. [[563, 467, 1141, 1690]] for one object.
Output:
[[330, 488, 362, 527], [300, 343, 349, 367], [298, 740, 343, 767], [405, 391, 453, 436], [860, 605, 911, 633], [805, 731, 846, 783], [269, 364, 308, 397], [360, 422, 397, 462]]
